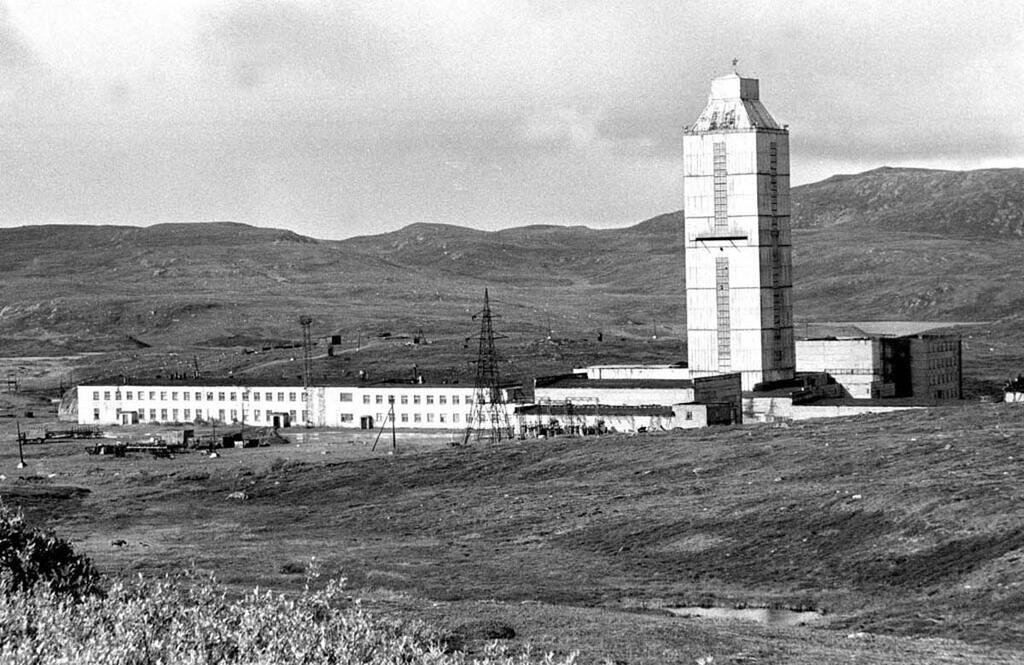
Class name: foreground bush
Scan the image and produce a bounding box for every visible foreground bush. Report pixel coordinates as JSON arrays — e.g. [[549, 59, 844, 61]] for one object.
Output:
[[0, 502, 101, 600], [0, 572, 576, 665]]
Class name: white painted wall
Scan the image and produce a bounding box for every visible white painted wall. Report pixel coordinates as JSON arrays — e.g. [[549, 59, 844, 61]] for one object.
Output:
[[78, 384, 515, 431]]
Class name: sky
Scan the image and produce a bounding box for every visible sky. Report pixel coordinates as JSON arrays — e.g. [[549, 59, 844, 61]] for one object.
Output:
[[0, 0, 1021, 239]]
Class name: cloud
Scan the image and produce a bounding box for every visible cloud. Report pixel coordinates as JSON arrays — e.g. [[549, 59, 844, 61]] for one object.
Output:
[[0, 1, 1021, 234], [196, 2, 390, 88], [0, 5, 37, 69]]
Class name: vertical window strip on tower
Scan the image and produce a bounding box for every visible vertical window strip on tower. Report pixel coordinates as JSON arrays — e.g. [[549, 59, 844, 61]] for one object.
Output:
[[715, 257, 731, 370], [713, 142, 728, 230]]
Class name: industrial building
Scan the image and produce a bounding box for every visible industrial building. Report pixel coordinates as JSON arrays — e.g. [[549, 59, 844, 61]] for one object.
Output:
[[73, 71, 965, 435], [795, 334, 962, 400], [77, 381, 518, 431], [521, 70, 963, 428], [516, 367, 742, 435], [683, 71, 795, 391]]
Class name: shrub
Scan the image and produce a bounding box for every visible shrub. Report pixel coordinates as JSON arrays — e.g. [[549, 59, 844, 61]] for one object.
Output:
[[0, 501, 101, 600], [0, 571, 577, 664]]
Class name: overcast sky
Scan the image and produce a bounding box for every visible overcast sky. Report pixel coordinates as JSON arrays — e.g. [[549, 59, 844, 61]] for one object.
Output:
[[0, 1, 1021, 239]]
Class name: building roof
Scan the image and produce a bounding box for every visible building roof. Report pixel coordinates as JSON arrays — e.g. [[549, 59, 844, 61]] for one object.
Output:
[[687, 73, 781, 133], [79, 377, 516, 391], [807, 321, 969, 338], [516, 404, 675, 417], [535, 374, 694, 390]]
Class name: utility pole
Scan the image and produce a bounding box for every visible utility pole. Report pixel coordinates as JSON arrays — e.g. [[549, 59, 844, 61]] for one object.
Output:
[[463, 289, 514, 445], [299, 315, 314, 428], [15, 420, 26, 468], [371, 396, 397, 454]]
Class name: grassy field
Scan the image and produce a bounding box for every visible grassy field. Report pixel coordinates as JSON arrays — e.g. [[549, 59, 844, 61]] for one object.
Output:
[[2, 403, 1024, 663]]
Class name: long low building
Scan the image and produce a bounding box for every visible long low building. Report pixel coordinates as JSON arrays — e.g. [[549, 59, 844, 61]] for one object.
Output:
[[77, 380, 518, 430], [517, 367, 743, 434]]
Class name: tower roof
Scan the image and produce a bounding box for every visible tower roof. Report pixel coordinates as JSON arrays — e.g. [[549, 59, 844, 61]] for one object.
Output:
[[687, 73, 781, 132]]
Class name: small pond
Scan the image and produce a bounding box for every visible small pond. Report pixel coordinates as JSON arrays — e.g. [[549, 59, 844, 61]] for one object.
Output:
[[666, 606, 824, 627]]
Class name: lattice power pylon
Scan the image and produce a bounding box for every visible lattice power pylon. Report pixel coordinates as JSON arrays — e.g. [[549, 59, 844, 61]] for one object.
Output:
[[464, 289, 514, 445]]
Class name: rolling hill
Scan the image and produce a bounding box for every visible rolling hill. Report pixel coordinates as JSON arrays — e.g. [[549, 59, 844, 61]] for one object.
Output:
[[0, 167, 1020, 385]]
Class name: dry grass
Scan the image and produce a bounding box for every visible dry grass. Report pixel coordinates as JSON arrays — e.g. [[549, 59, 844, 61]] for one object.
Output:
[[3, 404, 1024, 662]]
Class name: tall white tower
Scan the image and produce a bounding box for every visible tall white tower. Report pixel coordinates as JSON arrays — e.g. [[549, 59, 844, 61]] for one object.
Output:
[[684, 72, 795, 390]]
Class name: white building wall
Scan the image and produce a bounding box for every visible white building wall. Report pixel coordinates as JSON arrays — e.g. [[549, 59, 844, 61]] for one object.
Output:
[[684, 74, 795, 391], [582, 365, 691, 380], [78, 384, 515, 430], [795, 338, 885, 400], [534, 386, 696, 407], [743, 396, 920, 422]]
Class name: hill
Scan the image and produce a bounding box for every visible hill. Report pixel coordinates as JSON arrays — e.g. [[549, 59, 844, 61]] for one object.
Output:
[[792, 167, 1024, 238], [0, 167, 1020, 388]]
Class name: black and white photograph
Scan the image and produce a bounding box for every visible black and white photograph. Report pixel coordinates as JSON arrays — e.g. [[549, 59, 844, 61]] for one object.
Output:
[[1, 1, 1023, 662]]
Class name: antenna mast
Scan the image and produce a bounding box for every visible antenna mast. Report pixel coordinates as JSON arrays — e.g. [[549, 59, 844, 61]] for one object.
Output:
[[299, 315, 314, 426], [464, 289, 513, 445]]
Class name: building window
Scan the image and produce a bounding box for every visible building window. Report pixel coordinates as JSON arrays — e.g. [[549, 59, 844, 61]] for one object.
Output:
[[363, 395, 371, 404], [401, 413, 409, 423], [217, 392, 225, 401], [289, 392, 296, 402], [183, 392, 189, 401], [93, 408, 100, 421], [301, 410, 308, 422], [114, 391, 121, 400], [160, 392, 166, 400], [426, 395, 434, 405], [400, 395, 408, 404], [426, 413, 434, 422], [340, 414, 353, 422], [195, 392, 201, 400], [301, 393, 307, 402], [265, 392, 272, 401], [253, 392, 260, 401], [228, 392, 235, 401], [184, 409, 191, 420], [206, 392, 214, 401], [149, 391, 156, 400], [340, 392, 352, 402], [452, 395, 460, 405], [218, 409, 225, 422], [126, 391, 133, 400], [375, 395, 383, 404], [253, 409, 261, 421], [414, 413, 421, 423], [172, 408, 179, 421], [171, 392, 178, 400], [230, 409, 238, 422], [194, 408, 202, 420], [103, 391, 112, 400], [439, 414, 446, 423], [92, 391, 100, 400], [149, 409, 157, 420], [439, 395, 447, 405], [289, 410, 296, 419], [278, 392, 285, 401], [413, 395, 421, 405], [160, 409, 168, 420], [685, 411, 693, 420], [453, 413, 459, 423]]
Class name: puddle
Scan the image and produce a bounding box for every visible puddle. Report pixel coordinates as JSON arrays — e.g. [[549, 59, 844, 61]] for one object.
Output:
[[666, 606, 824, 626]]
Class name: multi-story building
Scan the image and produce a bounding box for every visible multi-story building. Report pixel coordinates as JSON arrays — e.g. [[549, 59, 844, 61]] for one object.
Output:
[[77, 381, 518, 430]]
